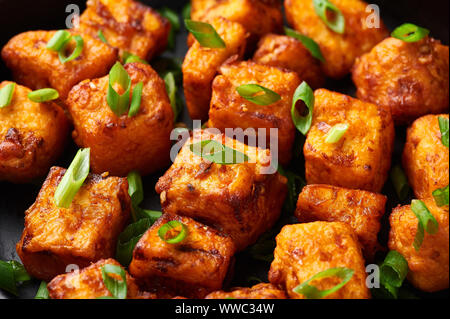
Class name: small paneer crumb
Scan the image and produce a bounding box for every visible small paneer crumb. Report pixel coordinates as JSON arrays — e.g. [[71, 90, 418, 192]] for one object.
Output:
[[296, 184, 387, 260], [16, 167, 131, 281], [129, 213, 235, 299], [389, 198, 449, 292], [304, 89, 395, 192], [0, 81, 69, 183], [268, 222, 370, 299], [205, 283, 287, 299]]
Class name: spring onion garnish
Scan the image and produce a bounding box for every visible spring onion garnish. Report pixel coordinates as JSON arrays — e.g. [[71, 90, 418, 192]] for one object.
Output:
[[100, 264, 127, 299], [0, 83, 16, 108], [284, 27, 324, 62], [164, 72, 181, 121], [390, 165, 410, 201], [47, 30, 85, 64], [54, 148, 90, 208], [135, 208, 162, 224], [391, 23, 430, 42], [28, 88, 59, 103], [159, 7, 180, 50], [0, 260, 31, 296], [236, 84, 281, 106], [46, 30, 72, 52], [278, 165, 306, 213], [122, 51, 149, 65], [380, 251, 409, 288], [158, 220, 188, 244], [438, 116, 449, 148], [182, 3, 191, 20], [59, 35, 84, 63], [411, 199, 439, 251], [291, 81, 314, 135], [107, 62, 132, 116], [325, 123, 348, 143], [433, 185, 449, 207], [189, 140, 249, 165], [35, 281, 50, 299], [98, 30, 108, 44], [127, 170, 144, 207], [128, 81, 143, 117], [293, 267, 354, 299], [313, 0, 345, 34], [185, 20, 226, 48], [116, 218, 153, 266]]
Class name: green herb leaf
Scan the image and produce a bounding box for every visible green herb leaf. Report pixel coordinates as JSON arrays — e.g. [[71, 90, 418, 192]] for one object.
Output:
[[182, 3, 191, 20], [411, 199, 439, 251], [159, 7, 180, 50], [391, 23, 430, 42], [134, 207, 162, 223], [127, 170, 144, 207], [390, 165, 410, 201], [291, 81, 314, 135], [185, 20, 226, 48], [433, 185, 449, 207], [58, 35, 84, 63], [380, 250, 409, 288], [0, 82, 16, 108], [28, 88, 59, 103], [325, 123, 348, 143], [101, 264, 127, 299], [128, 81, 143, 117], [35, 281, 50, 299], [438, 116, 449, 148], [98, 30, 108, 44], [284, 27, 324, 62], [0, 260, 31, 296], [313, 0, 345, 34], [46, 30, 72, 52], [158, 220, 188, 244], [236, 84, 281, 106], [189, 140, 249, 165], [122, 51, 149, 65], [164, 72, 182, 121], [107, 62, 132, 116], [116, 218, 153, 266]]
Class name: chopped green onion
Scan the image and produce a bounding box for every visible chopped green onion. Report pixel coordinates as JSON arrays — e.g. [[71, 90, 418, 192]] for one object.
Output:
[[158, 220, 188, 244], [284, 27, 324, 62], [54, 148, 90, 208], [122, 51, 149, 65], [182, 3, 191, 20], [278, 165, 306, 213], [0, 260, 31, 296], [189, 139, 249, 165], [116, 218, 153, 266], [100, 264, 127, 299], [127, 170, 144, 207], [164, 72, 181, 121], [159, 7, 180, 50], [433, 185, 449, 207], [313, 0, 345, 34], [293, 267, 354, 299], [28, 88, 59, 103], [411, 199, 439, 251], [0, 83, 16, 108], [107, 62, 132, 117], [185, 20, 226, 48], [46, 30, 72, 52], [291, 81, 314, 135], [391, 23, 430, 42], [35, 281, 50, 299], [390, 165, 410, 201], [438, 116, 449, 148], [325, 123, 348, 143], [236, 84, 281, 106], [134, 208, 162, 224], [128, 81, 143, 117], [380, 251, 409, 288], [58, 35, 84, 63], [98, 30, 108, 44]]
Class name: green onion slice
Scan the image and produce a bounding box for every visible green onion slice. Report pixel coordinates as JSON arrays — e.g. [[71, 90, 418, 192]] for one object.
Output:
[[158, 220, 188, 244], [28, 88, 59, 103], [127, 170, 144, 207], [185, 20, 226, 48], [122, 51, 149, 65], [54, 148, 90, 208], [134, 208, 162, 224], [35, 281, 50, 299], [325, 123, 348, 143], [0, 83, 16, 108], [411, 199, 439, 251], [391, 23, 430, 42], [159, 7, 180, 50], [116, 218, 153, 266], [107, 62, 132, 117], [46, 30, 72, 52], [101, 264, 127, 299], [189, 139, 249, 165], [128, 81, 143, 117], [58, 35, 84, 64], [164, 72, 181, 121], [98, 30, 108, 44], [291, 81, 314, 135], [293, 267, 354, 299], [313, 0, 345, 34], [0, 260, 31, 296], [433, 185, 449, 207], [182, 3, 191, 20], [284, 27, 324, 62], [380, 251, 409, 288], [438, 116, 449, 148], [390, 165, 410, 201], [278, 165, 306, 213], [236, 84, 281, 106]]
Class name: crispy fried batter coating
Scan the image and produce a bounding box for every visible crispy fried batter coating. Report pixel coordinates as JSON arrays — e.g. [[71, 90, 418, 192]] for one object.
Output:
[[205, 283, 287, 299], [66, 62, 174, 176], [0, 82, 69, 183], [191, 0, 220, 20], [268, 222, 370, 299], [304, 89, 395, 192], [389, 198, 449, 292], [353, 37, 449, 124], [16, 167, 130, 281]]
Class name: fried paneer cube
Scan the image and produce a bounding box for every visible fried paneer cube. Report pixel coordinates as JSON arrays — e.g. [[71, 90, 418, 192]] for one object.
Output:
[[209, 61, 301, 165], [253, 34, 325, 89], [389, 198, 449, 292], [296, 184, 387, 260], [0, 81, 69, 183], [156, 129, 287, 251], [75, 0, 169, 61], [183, 17, 248, 121], [205, 283, 287, 299], [1, 30, 117, 100], [16, 167, 131, 281], [48, 259, 139, 299], [403, 114, 449, 200], [353, 37, 449, 124], [285, 0, 388, 79], [67, 62, 174, 176], [268, 222, 370, 299], [304, 89, 395, 192], [129, 213, 235, 299], [191, 0, 220, 20]]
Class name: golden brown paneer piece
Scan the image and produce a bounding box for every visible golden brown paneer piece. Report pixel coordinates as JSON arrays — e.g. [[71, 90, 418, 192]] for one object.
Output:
[[67, 62, 174, 176], [205, 283, 287, 299], [403, 114, 449, 200], [296, 184, 387, 260], [75, 0, 169, 61], [156, 129, 287, 251], [183, 17, 248, 121], [209, 61, 301, 165], [48, 259, 140, 299], [0, 81, 69, 183], [16, 167, 130, 281], [285, 0, 388, 79], [253, 34, 325, 89], [389, 198, 449, 292], [268, 222, 370, 299], [352, 37, 449, 124], [191, 0, 219, 20], [1, 30, 117, 101], [304, 89, 395, 192], [129, 213, 235, 299]]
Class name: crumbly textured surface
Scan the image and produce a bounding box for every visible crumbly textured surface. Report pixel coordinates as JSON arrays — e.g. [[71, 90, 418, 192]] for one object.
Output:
[[75, 0, 169, 60], [352, 37, 449, 124], [0, 81, 69, 183], [156, 129, 287, 251], [285, 0, 388, 79], [209, 60, 301, 165], [402, 114, 449, 200], [205, 283, 287, 299], [304, 89, 395, 192], [296, 184, 386, 260], [67, 62, 174, 176], [191, 0, 220, 20], [389, 198, 449, 292], [183, 17, 248, 121], [16, 167, 130, 281], [268, 222, 370, 299], [1, 30, 117, 100]]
